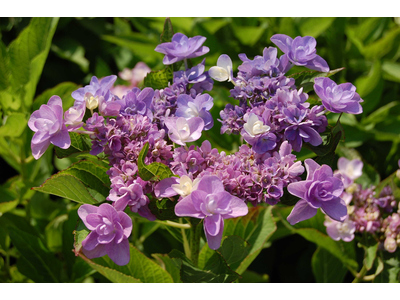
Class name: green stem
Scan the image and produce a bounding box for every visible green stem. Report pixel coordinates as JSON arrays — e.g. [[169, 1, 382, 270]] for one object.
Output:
[[352, 265, 368, 283], [180, 219, 191, 259], [154, 220, 191, 229], [189, 219, 202, 267]]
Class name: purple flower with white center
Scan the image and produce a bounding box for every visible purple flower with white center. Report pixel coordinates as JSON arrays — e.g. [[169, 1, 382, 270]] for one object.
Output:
[[175, 94, 214, 130], [314, 77, 363, 114], [155, 33, 210, 65], [287, 159, 347, 225], [155, 175, 200, 199], [336, 157, 363, 188], [64, 101, 86, 131], [28, 96, 71, 159], [77, 203, 132, 266], [175, 175, 248, 250], [270, 34, 329, 72], [72, 75, 117, 111], [241, 113, 276, 153], [283, 105, 322, 152], [165, 117, 204, 146], [324, 215, 356, 242], [208, 54, 234, 82]]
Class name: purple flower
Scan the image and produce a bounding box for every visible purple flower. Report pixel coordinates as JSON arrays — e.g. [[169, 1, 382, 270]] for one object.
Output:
[[324, 215, 355, 242], [175, 175, 248, 249], [165, 117, 204, 146], [175, 94, 214, 130], [155, 175, 200, 199], [270, 34, 329, 72], [155, 33, 209, 65], [314, 77, 363, 114], [174, 59, 208, 84], [108, 182, 149, 212], [117, 87, 154, 120], [287, 159, 347, 225], [336, 157, 363, 188], [28, 96, 71, 159], [78, 203, 132, 266]]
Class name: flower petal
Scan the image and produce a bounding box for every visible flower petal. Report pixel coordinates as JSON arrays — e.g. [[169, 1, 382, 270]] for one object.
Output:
[[287, 199, 317, 225], [106, 239, 130, 266]]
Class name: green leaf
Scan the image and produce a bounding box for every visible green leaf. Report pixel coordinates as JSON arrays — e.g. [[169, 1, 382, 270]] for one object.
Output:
[[152, 253, 182, 283], [82, 244, 174, 283], [33, 173, 99, 204], [73, 220, 90, 256], [218, 235, 250, 269], [299, 17, 336, 38], [32, 81, 79, 112], [8, 226, 62, 283], [0, 39, 10, 91], [8, 17, 59, 109], [45, 214, 68, 253], [169, 249, 239, 283], [143, 66, 173, 90], [373, 252, 400, 283], [54, 132, 91, 159], [51, 37, 89, 73], [358, 236, 379, 271], [232, 23, 267, 47], [0, 113, 27, 137], [223, 206, 277, 274], [238, 270, 269, 283], [0, 184, 19, 214], [148, 197, 178, 220], [382, 61, 400, 83], [288, 67, 345, 94], [137, 142, 174, 181], [160, 17, 174, 43], [61, 160, 111, 202], [311, 247, 348, 283], [363, 26, 400, 60]]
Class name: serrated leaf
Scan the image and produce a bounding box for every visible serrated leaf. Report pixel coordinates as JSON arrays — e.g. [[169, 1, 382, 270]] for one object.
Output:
[[55, 132, 91, 159], [152, 253, 182, 283], [73, 220, 90, 256], [312, 247, 348, 283], [33, 173, 99, 204], [0, 113, 27, 137], [218, 235, 250, 269], [8, 226, 62, 283], [288, 67, 345, 94], [223, 206, 277, 274], [148, 197, 178, 220], [138, 142, 174, 181], [143, 66, 173, 90], [82, 244, 174, 283]]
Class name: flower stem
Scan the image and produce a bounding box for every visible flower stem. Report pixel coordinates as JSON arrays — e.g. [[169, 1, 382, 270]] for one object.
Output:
[[352, 265, 368, 283], [180, 219, 191, 259], [189, 218, 202, 267], [154, 220, 191, 229]]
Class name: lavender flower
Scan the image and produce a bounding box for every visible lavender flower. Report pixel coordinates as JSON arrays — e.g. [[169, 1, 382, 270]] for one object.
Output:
[[336, 157, 363, 188], [155, 33, 209, 65], [155, 175, 200, 199], [78, 203, 132, 266], [324, 215, 356, 242], [314, 77, 363, 114], [164, 117, 204, 146], [287, 159, 347, 225], [270, 34, 329, 72], [28, 96, 71, 159], [175, 175, 248, 249]]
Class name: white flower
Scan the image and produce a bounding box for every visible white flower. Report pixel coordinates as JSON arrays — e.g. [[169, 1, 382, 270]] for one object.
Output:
[[171, 175, 200, 197], [208, 54, 233, 82], [84, 92, 99, 111], [243, 113, 270, 137]]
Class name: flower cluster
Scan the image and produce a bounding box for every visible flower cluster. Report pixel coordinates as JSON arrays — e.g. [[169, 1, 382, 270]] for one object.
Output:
[[29, 31, 367, 265], [323, 158, 400, 253]]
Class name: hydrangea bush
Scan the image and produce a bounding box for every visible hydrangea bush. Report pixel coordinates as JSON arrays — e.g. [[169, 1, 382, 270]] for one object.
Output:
[[26, 18, 400, 283]]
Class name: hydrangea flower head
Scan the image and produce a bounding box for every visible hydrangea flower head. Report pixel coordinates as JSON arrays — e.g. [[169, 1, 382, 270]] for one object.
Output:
[[78, 203, 132, 266], [175, 175, 248, 249], [175, 94, 214, 130], [28, 95, 71, 159], [287, 159, 347, 225], [155, 33, 209, 65], [314, 77, 363, 114], [208, 54, 234, 82], [270, 34, 329, 72]]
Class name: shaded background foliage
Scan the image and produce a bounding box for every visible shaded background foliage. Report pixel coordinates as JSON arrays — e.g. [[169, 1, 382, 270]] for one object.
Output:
[[0, 17, 399, 283]]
